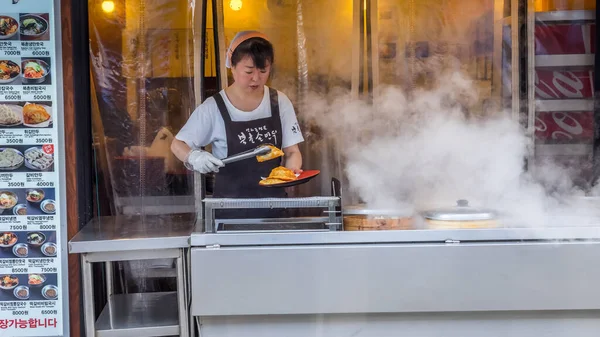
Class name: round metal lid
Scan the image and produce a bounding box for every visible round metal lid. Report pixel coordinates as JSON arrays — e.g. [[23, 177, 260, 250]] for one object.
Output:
[[343, 204, 413, 217], [421, 199, 497, 221]]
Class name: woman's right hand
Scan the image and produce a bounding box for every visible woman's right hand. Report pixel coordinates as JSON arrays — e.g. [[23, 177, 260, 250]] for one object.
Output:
[[186, 150, 224, 174]]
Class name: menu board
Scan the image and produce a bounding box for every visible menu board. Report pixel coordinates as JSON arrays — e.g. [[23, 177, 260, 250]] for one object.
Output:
[[0, 0, 65, 336]]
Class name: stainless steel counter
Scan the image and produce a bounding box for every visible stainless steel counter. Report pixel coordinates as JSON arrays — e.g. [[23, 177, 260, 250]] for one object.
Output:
[[69, 214, 194, 337], [190, 222, 600, 337], [96, 292, 180, 337], [191, 225, 600, 247], [69, 213, 195, 253]]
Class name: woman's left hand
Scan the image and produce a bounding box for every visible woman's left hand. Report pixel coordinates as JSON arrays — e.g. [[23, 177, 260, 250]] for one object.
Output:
[[283, 144, 303, 175]]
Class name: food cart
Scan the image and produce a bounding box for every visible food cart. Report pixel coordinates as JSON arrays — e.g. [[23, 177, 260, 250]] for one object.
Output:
[[68, 0, 600, 336]]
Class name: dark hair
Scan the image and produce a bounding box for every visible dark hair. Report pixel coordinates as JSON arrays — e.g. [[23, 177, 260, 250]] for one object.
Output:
[[230, 37, 274, 69]]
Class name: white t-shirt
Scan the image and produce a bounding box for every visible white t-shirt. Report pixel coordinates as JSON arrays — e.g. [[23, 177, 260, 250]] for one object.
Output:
[[176, 86, 304, 159]]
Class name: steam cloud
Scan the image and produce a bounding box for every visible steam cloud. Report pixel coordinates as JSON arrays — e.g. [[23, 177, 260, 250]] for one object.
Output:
[[300, 72, 599, 228]]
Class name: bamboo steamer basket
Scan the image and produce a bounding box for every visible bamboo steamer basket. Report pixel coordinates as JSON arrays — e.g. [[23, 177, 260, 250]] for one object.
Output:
[[343, 205, 414, 231], [421, 199, 499, 229]]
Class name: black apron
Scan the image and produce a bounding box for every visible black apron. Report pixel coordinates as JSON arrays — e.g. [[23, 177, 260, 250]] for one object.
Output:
[[212, 87, 287, 219]]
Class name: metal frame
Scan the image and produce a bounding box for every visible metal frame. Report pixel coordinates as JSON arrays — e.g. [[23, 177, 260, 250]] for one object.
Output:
[[203, 197, 342, 233], [368, 0, 379, 100], [511, 0, 520, 121], [191, 225, 600, 247], [50, 0, 72, 335], [527, 0, 535, 148], [351, 0, 362, 99], [191, 240, 600, 316], [492, 0, 506, 98], [193, 0, 206, 224], [215, 0, 227, 90], [81, 249, 190, 337], [528, 7, 597, 167]]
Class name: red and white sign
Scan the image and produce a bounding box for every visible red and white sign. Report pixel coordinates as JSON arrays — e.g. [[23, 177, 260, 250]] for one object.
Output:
[[535, 111, 594, 142], [535, 69, 594, 99], [535, 23, 596, 55], [42, 144, 54, 155]]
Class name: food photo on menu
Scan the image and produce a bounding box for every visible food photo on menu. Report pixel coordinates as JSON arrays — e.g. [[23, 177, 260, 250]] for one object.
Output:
[[0, 102, 53, 128], [21, 57, 50, 85], [19, 13, 49, 41], [0, 273, 58, 301], [0, 231, 57, 258], [0, 58, 22, 85], [0, 14, 20, 40], [0, 188, 55, 216], [0, 145, 54, 171]]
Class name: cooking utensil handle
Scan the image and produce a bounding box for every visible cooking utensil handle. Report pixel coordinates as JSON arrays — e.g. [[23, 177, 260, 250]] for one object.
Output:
[[221, 146, 270, 165], [221, 150, 257, 165]]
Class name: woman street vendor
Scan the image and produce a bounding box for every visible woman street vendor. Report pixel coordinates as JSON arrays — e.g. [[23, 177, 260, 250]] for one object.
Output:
[[171, 30, 304, 217]]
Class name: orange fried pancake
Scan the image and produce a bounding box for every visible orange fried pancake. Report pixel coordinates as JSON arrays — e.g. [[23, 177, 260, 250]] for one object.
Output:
[[256, 145, 284, 162], [268, 166, 296, 181], [259, 178, 288, 186], [23, 103, 50, 125], [259, 166, 297, 185]]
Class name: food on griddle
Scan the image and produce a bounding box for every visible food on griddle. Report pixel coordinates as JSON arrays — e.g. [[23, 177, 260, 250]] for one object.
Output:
[[0, 192, 17, 209], [0, 105, 20, 125], [23, 104, 50, 125], [0, 16, 18, 36], [0, 60, 20, 80], [23, 61, 44, 79], [21, 17, 46, 36], [0, 148, 23, 168], [259, 166, 297, 185], [25, 147, 53, 170], [0, 233, 17, 246], [26, 189, 44, 202], [28, 274, 44, 286], [256, 145, 284, 162]]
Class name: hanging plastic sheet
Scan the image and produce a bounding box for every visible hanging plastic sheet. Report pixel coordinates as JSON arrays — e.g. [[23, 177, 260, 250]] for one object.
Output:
[[89, 0, 197, 217], [89, 0, 197, 293]]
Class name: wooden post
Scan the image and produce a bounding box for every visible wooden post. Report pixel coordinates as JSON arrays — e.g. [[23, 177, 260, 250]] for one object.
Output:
[[61, 0, 82, 335]]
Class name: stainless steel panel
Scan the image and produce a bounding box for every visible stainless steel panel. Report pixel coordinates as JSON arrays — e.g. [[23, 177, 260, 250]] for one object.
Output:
[[85, 249, 181, 263], [536, 55, 595, 67], [197, 311, 600, 337], [96, 292, 180, 337], [82, 255, 95, 337], [69, 214, 195, 253], [191, 226, 600, 247], [204, 197, 340, 209], [191, 241, 600, 316], [536, 99, 593, 112], [204, 197, 341, 233], [535, 144, 593, 156], [536, 10, 595, 22]]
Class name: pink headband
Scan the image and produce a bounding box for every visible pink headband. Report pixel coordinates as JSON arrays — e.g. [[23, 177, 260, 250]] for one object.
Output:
[[225, 31, 270, 68]]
